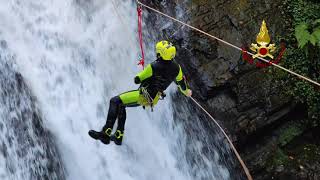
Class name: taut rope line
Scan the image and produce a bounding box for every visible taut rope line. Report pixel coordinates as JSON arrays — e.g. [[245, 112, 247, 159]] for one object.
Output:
[[189, 97, 253, 180], [135, 1, 256, 179], [136, 0, 320, 87]]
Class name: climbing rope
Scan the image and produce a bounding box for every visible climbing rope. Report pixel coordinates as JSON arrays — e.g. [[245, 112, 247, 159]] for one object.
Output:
[[109, 3, 253, 177], [136, 0, 320, 87], [135, 1, 256, 179], [137, 6, 145, 68], [189, 96, 253, 180]]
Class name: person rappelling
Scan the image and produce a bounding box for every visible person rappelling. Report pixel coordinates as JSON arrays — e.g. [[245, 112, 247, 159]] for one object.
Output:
[[88, 40, 192, 145]]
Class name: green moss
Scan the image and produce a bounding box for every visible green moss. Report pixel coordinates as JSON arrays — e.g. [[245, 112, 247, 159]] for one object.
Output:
[[231, 0, 249, 12], [273, 149, 289, 166], [290, 144, 320, 164], [191, 0, 207, 5], [273, 0, 320, 126], [266, 148, 290, 170], [278, 125, 303, 146], [266, 143, 320, 172]]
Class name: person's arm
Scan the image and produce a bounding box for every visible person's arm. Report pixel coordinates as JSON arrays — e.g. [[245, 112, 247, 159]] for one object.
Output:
[[176, 65, 192, 97], [134, 64, 153, 84]]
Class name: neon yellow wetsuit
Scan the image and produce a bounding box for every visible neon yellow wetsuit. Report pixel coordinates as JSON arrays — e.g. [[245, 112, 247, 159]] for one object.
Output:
[[88, 40, 190, 145], [103, 58, 190, 132]]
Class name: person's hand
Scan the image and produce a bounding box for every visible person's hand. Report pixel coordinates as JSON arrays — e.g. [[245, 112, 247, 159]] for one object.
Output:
[[134, 76, 141, 84], [185, 89, 192, 97]]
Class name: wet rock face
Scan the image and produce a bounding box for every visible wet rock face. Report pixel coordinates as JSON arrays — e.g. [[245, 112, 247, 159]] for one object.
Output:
[[172, 1, 305, 179], [142, 0, 316, 179], [168, 0, 292, 141], [180, 0, 288, 97], [0, 44, 65, 180]]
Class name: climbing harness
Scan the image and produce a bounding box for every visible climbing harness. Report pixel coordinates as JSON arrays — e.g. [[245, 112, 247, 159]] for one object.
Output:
[[113, 1, 320, 178], [140, 87, 153, 106], [135, 1, 256, 179], [135, 0, 320, 88], [139, 87, 162, 111]]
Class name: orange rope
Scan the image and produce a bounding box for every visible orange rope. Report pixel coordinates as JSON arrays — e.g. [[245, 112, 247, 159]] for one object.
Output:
[[135, 1, 255, 179], [190, 97, 253, 180]]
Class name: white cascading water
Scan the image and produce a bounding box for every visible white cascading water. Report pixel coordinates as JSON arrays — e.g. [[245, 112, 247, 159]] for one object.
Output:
[[0, 0, 233, 179]]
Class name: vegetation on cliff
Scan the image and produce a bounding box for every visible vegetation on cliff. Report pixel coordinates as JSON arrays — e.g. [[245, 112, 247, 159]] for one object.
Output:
[[264, 0, 320, 178], [281, 0, 320, 125]]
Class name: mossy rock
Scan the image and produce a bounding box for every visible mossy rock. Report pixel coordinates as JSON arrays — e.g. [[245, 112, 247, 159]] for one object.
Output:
[[278, 124, 303, 147], [289, 144, 320, 165], [266, 148, 290, 171]]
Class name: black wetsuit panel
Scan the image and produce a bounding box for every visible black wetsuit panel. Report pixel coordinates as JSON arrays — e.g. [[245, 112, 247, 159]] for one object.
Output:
[[140, 59, 180, 97]]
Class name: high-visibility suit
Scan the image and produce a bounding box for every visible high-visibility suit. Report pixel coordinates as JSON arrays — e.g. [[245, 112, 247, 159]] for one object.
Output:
[[89, 41, 191, 145]]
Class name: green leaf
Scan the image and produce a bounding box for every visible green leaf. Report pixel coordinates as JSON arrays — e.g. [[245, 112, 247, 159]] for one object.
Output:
[[295, 23, 311, 48], [313, 19, 320, 26], [310, 34, 317, 46], [312, 29, 320, 41]]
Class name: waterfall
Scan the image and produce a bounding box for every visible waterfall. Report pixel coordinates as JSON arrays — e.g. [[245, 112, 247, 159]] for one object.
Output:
[[0, 0, 235, 179], [0, 40, 65, 179]]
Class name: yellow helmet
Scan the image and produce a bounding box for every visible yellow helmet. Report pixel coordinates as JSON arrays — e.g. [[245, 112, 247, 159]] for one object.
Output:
[[156, 41, 176, 60]]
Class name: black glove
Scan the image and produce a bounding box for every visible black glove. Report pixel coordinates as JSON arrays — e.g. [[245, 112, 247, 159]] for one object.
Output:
[[134, 76, 141, 84]]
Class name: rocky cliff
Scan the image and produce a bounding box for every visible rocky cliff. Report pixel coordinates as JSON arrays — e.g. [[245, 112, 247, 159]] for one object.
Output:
[[142, 0, 320, 179]]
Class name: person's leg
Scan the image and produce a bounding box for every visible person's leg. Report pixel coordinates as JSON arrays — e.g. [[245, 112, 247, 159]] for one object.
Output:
[[89, 90, 141, 145], [88, 96, 123, 144], [103, 96, 122, 130], [111, 90, 140, 145], [111, 106, 126, 145], [116, 90, 140, 129], [117, 106, 126, 131]]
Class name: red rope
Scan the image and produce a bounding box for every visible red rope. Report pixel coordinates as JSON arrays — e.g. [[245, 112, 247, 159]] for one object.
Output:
[[137, 6, 145, 69]]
